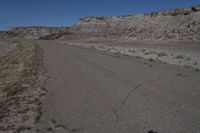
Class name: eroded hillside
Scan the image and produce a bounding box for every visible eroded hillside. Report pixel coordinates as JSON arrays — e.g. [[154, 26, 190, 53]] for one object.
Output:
[[63, 5, 200, 41]]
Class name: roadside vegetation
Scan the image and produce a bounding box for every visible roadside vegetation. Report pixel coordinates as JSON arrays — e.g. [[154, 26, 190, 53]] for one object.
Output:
[[64, 42, 200, 72], [0, 40, 47, 132], [0, 40, 39, 102]]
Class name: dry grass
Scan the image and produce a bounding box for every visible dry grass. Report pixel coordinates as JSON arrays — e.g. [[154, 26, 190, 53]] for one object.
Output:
[[0, 41, 39, 102], [0, 40, 45, 132]]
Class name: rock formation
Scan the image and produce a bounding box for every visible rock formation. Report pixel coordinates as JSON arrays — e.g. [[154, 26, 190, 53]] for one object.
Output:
[[1, 5, 200, 41]]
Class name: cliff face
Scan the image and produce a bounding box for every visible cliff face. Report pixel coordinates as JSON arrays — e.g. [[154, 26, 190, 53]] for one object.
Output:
[[1, 5, 200, 41], [66, 5, 200, 41]]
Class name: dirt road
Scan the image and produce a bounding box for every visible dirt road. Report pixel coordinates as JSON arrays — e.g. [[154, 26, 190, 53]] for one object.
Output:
[[36, 41, 200, 133]]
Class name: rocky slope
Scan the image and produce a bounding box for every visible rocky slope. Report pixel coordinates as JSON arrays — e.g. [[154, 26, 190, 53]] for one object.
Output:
[[1, 5, 200, 41], [60, 5, 200, 41]]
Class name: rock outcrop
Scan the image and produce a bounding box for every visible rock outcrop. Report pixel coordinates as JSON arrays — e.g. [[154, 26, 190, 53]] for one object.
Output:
[[40, 5, 200, 41], [62, 5, 200, 41]]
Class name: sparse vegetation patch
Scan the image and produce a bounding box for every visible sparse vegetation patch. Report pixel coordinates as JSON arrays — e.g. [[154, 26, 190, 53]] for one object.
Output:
[[0, 40, 47, 133]]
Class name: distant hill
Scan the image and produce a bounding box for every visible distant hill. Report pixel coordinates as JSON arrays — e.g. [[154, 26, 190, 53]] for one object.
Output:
[[1, 5, 200, 41], [0, 27, 69, 39]]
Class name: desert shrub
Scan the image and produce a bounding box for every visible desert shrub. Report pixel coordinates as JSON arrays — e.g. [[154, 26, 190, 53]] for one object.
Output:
[[148, 58, 154, 62], [176, 55, 184, 59], [157, 52, 167, 57], [191, 5, 200, 11]]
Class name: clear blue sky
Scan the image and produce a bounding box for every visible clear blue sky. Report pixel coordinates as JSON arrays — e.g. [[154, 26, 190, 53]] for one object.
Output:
[[0, 0, 200, 30]]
